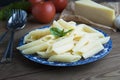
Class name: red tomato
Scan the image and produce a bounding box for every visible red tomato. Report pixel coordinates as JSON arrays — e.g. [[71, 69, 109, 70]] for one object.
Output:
[[51, 0, 68, 12], [28, 0, 44, 6], [32, 2, 56, 23]]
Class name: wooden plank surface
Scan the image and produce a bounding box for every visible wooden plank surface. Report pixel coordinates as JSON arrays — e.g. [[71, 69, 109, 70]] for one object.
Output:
[[0, 0, 120, 80]]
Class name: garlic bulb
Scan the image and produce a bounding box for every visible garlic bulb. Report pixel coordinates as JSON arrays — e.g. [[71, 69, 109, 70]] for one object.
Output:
[[114, 15, 120, 30]]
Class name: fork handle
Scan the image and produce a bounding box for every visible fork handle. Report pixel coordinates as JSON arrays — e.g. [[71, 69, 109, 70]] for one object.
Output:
[[0, 30, 9, 43], [1, 30, 15, 63]]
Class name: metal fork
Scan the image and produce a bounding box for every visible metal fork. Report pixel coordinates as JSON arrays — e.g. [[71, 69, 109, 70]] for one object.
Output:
[[0, 9, 27, 63]]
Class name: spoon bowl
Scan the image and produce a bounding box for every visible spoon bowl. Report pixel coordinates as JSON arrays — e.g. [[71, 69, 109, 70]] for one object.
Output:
[[0, 10, 27, 43], [7, 10, 27, 30]]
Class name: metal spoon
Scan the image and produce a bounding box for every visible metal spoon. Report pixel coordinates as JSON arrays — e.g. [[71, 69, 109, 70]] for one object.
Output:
[[0, 9, 27, 63], [0, 10, 27, 43]]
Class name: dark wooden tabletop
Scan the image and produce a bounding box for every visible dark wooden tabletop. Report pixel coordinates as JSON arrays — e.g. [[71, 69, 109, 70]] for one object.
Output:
[[0, 2, 120, 80]]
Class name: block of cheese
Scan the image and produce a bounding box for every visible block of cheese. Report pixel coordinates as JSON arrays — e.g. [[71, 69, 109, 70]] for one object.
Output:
[[75, 0, 115, 27]]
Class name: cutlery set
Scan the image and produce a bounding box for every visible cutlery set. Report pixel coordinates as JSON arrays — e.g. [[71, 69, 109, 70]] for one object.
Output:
[[0, 9, 27, 63]]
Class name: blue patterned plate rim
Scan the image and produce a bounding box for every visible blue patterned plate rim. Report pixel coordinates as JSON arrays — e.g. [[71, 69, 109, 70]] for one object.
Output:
[[18, 25, 112, 67]]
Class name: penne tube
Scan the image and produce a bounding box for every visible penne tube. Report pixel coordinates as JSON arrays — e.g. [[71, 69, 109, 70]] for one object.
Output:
[[82, 24, 98, 33], [37, 51, 56, 58], [51, 20, 63, 30], [78, 40, 99, 54], [46, 45, 53, 53], [17, 35, 55, 51], [23, 28, 50, 43], [53, 37, 73, 48], [52, 37, 74, 54], [41, 35, 56, 42], [86, 32, 104, 38], [48, 54, 81, 62], [70, 26, 85, 38], [73, 36, 89, 52], [53, 42, 74, 54], [29, 28, 50, 40], [72, 51, 82, 56], [78, 41, 97, 54], [62, 52, 72, 55], [22, 42, 49, 54], [99, 36, 110, 44], [23, 33, 31, 43], [82, 41, 104, 59], [37, 52, 48, 58], [17, 39, 44, 50], [57, 19, 76, 29], [68, 21, 76, 26]]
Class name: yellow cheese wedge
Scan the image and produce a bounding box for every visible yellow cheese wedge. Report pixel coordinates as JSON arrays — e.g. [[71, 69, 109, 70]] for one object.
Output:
[[75, 0, 115, 27]]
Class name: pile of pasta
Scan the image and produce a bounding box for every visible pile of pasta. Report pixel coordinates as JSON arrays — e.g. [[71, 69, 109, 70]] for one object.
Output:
[[17, 19, 110, 62]]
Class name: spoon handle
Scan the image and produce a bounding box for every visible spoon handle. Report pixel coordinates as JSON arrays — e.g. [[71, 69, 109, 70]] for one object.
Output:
[[0, 30, 15, 63], [0, 30, 9, 43]]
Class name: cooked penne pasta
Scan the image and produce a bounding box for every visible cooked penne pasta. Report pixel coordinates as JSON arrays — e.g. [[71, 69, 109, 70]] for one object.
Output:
[[78, 40, 101, 54], [46, 45, 53, 53], [24, 28, 50, 43], [17, 39, 44, 50], [73, 36, 89, 52], [70, 27, 85, 38], [53, 42, 74, 54], [82, 41, 104, 59], [48, 54, 81, 62], [68, 21, 77, 26], [72, 51, 82, 56], [17, 19, 110, 62], [40, 35, 56, 42], [99, 36, 110, 44], [53, 36, 73, 48], [86, 32, 104, 38], [22, 42, 49, 54], [51, 20, 63, 30], [37, 52, 48, 58], [30, 28, 50, 39], [37, 51, 56, 58], [52, 37, 74, 54], [81, 24, 100, 33], [57, 19, 76, 29], [17, 35, 55, 51], [23, 33, 32, 43]]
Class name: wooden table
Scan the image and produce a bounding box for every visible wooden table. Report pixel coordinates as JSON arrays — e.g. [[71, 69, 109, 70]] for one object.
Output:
[[0, 2, 120, 80]]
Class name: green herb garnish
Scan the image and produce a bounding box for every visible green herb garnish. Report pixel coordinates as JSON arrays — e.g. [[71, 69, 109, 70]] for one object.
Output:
[[50, 27, 73, 37]]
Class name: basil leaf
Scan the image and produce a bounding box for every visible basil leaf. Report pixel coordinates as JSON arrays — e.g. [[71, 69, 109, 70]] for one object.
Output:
[[50, 27, 73, 37]]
